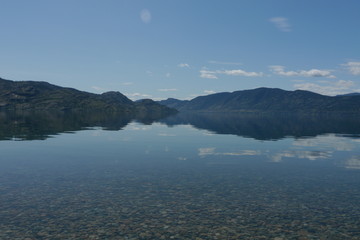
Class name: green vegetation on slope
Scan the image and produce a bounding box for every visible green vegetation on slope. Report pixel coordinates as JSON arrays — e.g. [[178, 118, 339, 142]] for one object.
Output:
[[0, 77, 176, 115]]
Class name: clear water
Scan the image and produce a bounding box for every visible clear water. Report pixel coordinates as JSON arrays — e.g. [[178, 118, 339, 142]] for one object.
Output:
[[1, 113, 360, 239]]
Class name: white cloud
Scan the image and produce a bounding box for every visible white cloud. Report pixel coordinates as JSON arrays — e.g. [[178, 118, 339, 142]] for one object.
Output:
[[221, 69, 263, 77], [140, 9, 151, 24], [178, 63, 190, 68], [270, 65, 336, 78], [132, 127, 150, 131], [125, 92, 152, 100], [269, 17, 292, 32], [151, 97, 167, 101], [270, 65, 298, 76], [301, 69, 336, 78], [294, 80, 356, 96], [343, 61, 360, 75], [204, 90, 216, 95], [200, 69, 263, 79], [91, 86, 108, 92], [157, 88, 177, 92], [165, 73, 171, 78], [200, 70, 218, 79], [188, 94, 199, 99]]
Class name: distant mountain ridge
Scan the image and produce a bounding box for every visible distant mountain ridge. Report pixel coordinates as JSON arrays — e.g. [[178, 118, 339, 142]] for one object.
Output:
[[337, 92, 360, 97], [0, 77, 176, 115], [158, 87, 360, 112], [2, 77, 359, 113]]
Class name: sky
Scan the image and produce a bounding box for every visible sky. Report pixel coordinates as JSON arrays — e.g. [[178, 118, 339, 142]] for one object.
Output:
[[0, 0, 359, 100]]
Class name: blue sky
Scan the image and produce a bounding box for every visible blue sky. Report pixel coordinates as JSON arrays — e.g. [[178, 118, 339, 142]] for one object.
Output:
[[1, 0, 359, 100]]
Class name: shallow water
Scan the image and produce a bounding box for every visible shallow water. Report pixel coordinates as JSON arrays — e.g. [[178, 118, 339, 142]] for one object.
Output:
[[1, 118, 360, 239]]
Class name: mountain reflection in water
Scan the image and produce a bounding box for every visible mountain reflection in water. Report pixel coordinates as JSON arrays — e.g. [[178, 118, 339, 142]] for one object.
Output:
[[1, 111, 360, 141], [161, 112, 360, 140], [0, 110, 171, 141]]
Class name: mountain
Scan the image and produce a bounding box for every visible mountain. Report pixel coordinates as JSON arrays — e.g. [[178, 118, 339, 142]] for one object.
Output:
[[157, 98, 189, 110], [0, 77, 177, 115], [337, 92, 360, 97], [158, 87, 360, 112]]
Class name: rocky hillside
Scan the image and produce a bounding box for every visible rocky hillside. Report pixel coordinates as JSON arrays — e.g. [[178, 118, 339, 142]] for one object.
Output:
[[159, 87, 360, 112], [0, 77, 176, 115]]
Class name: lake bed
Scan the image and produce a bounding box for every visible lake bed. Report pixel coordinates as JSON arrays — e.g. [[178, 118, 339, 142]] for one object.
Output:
[[1, 115, 360, 239]]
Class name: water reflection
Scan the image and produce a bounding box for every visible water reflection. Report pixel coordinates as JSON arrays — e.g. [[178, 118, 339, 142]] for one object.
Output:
[[192, 131, 360, 170], [198, 148, 261, 157], [270, 150, 333, 162], [161, 112, 360, 140], [345, 156, 360, 169], [0, 110, 173, 141], [2, 111, 360, 141]]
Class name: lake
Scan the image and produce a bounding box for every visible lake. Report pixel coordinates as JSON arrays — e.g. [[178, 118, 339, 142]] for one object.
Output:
[[1, 112, 360, 239]]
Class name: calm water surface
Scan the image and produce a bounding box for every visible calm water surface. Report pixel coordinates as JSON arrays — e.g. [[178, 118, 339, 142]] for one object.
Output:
[[1, 113, 360, 239]]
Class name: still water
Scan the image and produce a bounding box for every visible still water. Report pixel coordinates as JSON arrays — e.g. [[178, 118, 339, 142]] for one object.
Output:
[[1, 112, 360, 239]]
